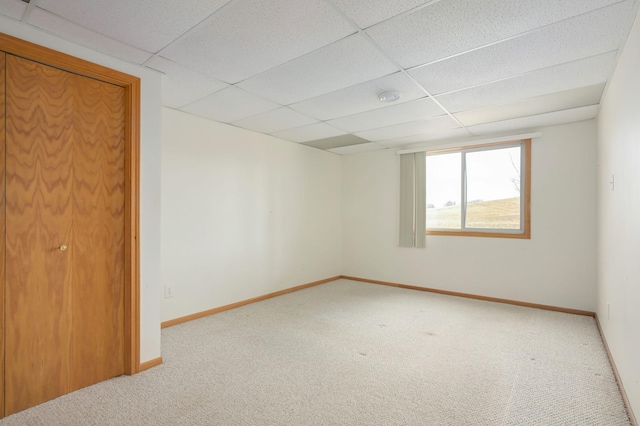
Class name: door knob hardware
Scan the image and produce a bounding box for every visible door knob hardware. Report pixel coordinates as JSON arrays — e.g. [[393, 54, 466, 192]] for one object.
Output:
[[59, 244, 68, 252]]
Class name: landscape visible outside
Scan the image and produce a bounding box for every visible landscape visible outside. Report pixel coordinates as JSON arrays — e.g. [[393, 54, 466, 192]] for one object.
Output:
[[426, 197, 520, 229], [426, 146, 521, 230]]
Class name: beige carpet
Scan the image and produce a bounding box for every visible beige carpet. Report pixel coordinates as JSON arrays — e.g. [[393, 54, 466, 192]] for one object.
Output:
[[0, 279, 631, 425]]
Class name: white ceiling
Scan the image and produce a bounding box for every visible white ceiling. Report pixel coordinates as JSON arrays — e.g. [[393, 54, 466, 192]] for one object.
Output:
[[1, 0, 637, 153]]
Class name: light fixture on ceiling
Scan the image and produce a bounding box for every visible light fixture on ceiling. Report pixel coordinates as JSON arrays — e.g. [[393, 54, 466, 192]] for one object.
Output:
[[378, 90, 402, 103]]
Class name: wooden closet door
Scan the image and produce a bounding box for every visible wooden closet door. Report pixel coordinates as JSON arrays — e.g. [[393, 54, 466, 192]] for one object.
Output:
[[4, 54, 125, 415], [70, 71, 125, 391], [5, 54, 75, 415]]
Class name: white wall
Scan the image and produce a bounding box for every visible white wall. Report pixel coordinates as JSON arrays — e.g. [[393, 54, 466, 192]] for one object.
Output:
[[597, 7, 640, 418], [161, 108, 342, 322], [0, 18, 163, 363], [342, 120, 598, 312]]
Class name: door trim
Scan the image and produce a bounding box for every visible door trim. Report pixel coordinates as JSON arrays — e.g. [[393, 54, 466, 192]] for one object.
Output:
[[0, 32, 141, 377]]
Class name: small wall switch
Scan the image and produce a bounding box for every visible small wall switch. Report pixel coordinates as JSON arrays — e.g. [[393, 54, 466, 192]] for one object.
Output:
[[610, 174, 615, 191]]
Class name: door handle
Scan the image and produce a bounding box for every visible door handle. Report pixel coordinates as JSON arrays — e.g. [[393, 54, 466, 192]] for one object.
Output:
[[59, 244, 68, 252]]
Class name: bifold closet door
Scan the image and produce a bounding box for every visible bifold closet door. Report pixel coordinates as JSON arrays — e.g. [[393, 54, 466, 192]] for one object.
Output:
[[4, 54, 125, 415], [69, 59, 126, 393], [4, 54, 75, 415]]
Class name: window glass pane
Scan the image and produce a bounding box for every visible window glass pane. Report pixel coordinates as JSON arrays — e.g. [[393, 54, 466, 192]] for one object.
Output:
[[465, 146, 521, 229], [426, 152, 461, 229]]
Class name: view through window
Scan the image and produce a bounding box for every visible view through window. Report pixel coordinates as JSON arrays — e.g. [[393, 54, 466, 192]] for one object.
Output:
[[426, 140, 530, 238]]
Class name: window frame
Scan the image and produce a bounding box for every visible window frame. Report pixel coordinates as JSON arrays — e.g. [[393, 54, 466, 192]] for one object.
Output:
[[425, 139, 531, 239]]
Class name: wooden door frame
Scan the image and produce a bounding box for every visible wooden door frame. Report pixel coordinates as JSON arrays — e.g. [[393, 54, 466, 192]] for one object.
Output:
[[0, 33, 141, 380]]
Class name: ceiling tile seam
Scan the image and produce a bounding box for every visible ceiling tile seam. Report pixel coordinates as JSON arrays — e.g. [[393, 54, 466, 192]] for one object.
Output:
[[147, 5, 362, 86], [145, 0, 243, 69], [178, 85, 283, 119], [326, 0, 444, 31], [326, 108, 449, 133], [329, 142, 388, 154], [431, 50, 619, 99], [24, 5, 155, 58], [267, 121, 344, 137], [150, 82, 226, 110], [405, 0, 631, 73], [374, 129, 453, 144], [20, 0, 38, 21], [454, 103, 602, 127], [221, 29, 363, 88], [320, 0, 471, 135], [144, 57, 230, 104], [229, 106, 319, 127], [352, 115, 460, 137], [468, 104, 600, 128], [227, 121, 289, 137], [593, 0, 640, 119], [171, 94, 219, 111]]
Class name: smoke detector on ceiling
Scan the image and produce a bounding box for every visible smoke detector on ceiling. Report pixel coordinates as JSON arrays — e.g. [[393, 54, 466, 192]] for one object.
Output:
[[378, 90, 402, 103]]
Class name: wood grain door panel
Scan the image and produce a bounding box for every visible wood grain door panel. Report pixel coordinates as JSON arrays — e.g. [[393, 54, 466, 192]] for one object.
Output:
[[5, 55, 74, 415], [71, 73, 125, 391], [3, 54, 126, 414]]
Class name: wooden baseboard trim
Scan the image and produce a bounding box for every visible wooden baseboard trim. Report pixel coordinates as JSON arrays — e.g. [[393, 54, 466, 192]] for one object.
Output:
[[139, 357, 162, 372], [340, 276, 595, 317], [594, 315, 637, 426], [161, 276, 342, 328]]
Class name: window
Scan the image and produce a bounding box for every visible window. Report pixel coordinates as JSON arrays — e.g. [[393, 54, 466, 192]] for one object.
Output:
[[425, 139, 530, 239]]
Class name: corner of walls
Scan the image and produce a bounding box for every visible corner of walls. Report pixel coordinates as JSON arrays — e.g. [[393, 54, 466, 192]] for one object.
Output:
[[160, 108, 342, 322], [1, 16, 163, 363], [596, 5, 640, 420]]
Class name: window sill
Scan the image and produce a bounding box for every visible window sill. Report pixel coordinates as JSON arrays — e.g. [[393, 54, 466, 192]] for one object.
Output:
[[426, 230, 530, 239]]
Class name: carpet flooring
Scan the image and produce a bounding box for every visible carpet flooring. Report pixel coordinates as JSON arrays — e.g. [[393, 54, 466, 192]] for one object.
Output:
[[0, 279, 632, 425]]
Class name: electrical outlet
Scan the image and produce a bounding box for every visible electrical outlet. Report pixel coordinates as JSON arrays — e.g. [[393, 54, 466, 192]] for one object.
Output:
[[610, 174, 615, 191], [164, 286, 174, 299]]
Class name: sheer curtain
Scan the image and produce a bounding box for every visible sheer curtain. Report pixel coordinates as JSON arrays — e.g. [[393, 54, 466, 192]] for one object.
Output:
[[399, 153, 426, 248]]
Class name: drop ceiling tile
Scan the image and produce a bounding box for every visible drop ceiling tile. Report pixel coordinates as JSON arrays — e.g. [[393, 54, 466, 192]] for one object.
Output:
[[237, 34, 399, 105], [0, 0, 26, 20], [289, 72, 425, 120], [454, 84, 605, 127], [161, 0, 355, 84], [271, 122, 346, 143], [36, 0, 232, 52], [327, 97, 446, 132], [25, 7, 153, 64], [329, 142, 387, 155], [467, 105, 599, 136], [366, 0, 621, 68], [409, 1, 633, 95], [377, 128, 471, 147], [302, 134, 369, 150], [181, 86, 280, 123], [232, 107, 318, 134], [355, 116, 461, 142], [146, 57, 229, 109], [330, 0, 431, 29], [436, 52, 616, 114]]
